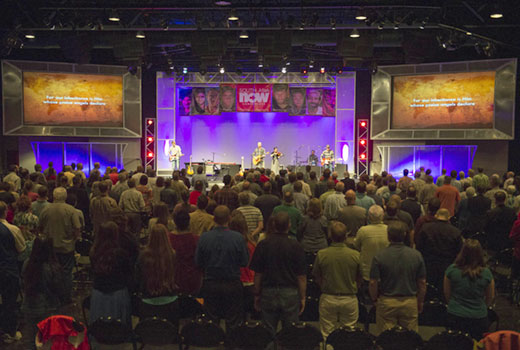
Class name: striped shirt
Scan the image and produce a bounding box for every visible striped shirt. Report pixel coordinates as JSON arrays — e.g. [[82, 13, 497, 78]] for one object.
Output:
[[237, 205, 263, 235]]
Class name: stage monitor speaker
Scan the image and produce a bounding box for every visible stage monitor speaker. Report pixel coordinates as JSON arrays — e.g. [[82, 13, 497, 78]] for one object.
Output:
[[335, 164, 347, 176], [222, 164, 241, 177], [205, 164, 214, 175], [294, 165, 322, 177]]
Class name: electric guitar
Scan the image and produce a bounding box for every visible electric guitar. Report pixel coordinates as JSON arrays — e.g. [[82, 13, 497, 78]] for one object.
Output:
[[239, 156, 245, 177], [186, 155, 194, 175], [253, 152, 269, 166], [169, 152, 185, 162], [321, 157, 334, 166]]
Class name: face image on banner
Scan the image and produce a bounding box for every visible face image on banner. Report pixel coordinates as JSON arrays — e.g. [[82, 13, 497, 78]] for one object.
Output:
[[322, 88, 336, 117], [178, 87, 192, 116], [306, 88, 323, 116], [190, 87, 207, 115], [236, 84, 256, 112], [220, 84, 236, 112], [289, 88, 306, 116], [206, 88, 220, 115], [272, 84, 290, 112], [254, 84, 272, 112]]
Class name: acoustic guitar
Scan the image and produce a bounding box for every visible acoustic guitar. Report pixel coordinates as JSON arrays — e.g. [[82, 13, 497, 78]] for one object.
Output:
[[253, 152, 269, 166]]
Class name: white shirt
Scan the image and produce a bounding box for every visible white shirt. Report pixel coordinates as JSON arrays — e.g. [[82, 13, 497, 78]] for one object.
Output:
[[169, 145, 182, 159], [0, 218, 26, 253]]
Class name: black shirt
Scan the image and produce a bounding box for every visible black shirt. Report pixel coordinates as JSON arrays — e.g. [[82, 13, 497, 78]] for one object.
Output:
[[254, 194, 281, 226], [485, 204, 517, 251], [342, 178, 356, 192], [160, 187, 179, 211], [91, 248, 133, 293], [400, 198, 422, 225], [250, 234, 306, 289], [0, 191, 15, 207]]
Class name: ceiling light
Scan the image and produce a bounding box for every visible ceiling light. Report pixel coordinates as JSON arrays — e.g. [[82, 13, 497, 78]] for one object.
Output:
[[24, 31, 36, 39], [489, 4, 503, 19], [258, 62, 263, 68], [286, 61, 291, 66], [228, 9, 239, 21], [136, 31, 145, 39], [281, 67, 287, 74], [355, 10, 367, 21], [219, 67, 225, 74], [320, 67, 326, 74], [182, 67, 188, 74], [394, 23, 400, 30], [239, 30, 248, 39], [108, 9, 120, 22], [378, 23, 384, 30], [215, 1, 231, 5], [309, 61, 314, 69], [349, 28, 360, 38], [466, 31, 472, 36]]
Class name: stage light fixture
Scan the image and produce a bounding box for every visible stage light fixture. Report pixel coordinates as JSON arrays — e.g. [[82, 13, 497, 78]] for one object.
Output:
[[108, 9, 120, 22], [147, 152, 154, 158], [182, 67, 188, 74], [147, 119, 154, 125], [215, 0, 231, 5], [355, 9, 367, 21], [377, 23, 384, 30], [360, 153, 366, 160], [489, 4, 503, 18], [239, 30, 248, 39], [258, 62, 263, 68], [286, 61, 291, 66], [301, 67, 308, 74], [320, 67, 326, 74], [466, 31, 472, 36], [360, 121, 367, 127], [349, 29, 360, 38], [309, 60, 314, 69], [360, 139, 366, 146], [25, 31, 36, 39], [394, 23, 399, 30], [136, 31, 145, 39], [147, 137, 153, 142], [228, 9, 239, 21], [337, 67, 343, 74], [281, 67, 287, 74], [219, 67, 225, 74]]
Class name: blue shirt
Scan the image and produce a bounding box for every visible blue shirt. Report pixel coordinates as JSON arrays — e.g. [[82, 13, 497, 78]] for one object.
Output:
[[356, 193, 376, 211], [195, 226, 249, 281]]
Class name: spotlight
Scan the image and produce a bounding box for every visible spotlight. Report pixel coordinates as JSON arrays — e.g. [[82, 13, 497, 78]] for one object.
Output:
[[136, 31, 145, 39], [282, 67, 287, 74], [258, 62, 264, 68], [330, 17, 336, 30], [466, 31, 472, 36], [147, 137, 154, 142], [228, 9, 239, 21], [147, 119, 154, 125], [108, 9, 120, 22], [377, 23, 384, 30], [320, 67, 326, 74], [215, 0, 231, 5], [359, 139, 366, 146], [394, 23, 399, 30], [286, 61, 291, 66], [360, 153, 366, 160], [489, 4, 503, 19], [349, 28, 360, 38], [182, 66, 188, 74], [337, 67, 343, 74], [24, 31, 36, 39], [360, 121, 367, 127], [239, 30, 248, 39], [301, 67, 308, 74], [355, 9, 367, 21], [147, 151, 154, 158], [219, 67, 225, 74], [309, 60, 314, 69]]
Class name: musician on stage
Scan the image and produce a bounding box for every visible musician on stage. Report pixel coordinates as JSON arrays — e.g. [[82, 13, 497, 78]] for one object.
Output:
[[168, 140, 184, 171], [252, 142, 268, 168], [320, 145, 335, 170], [271, 147, 283, 175], [308, 150, 319, 166]]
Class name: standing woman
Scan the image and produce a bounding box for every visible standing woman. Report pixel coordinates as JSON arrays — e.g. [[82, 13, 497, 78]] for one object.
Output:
[[298, 198, 329, 253], [444, 239, 495, 340], [271, 147, 283, 175], [89, 221, 133, 326]]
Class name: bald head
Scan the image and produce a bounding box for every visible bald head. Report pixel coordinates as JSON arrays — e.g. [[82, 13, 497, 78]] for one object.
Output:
[[345, 190, 356, 205], [213, 205, 231, 226], [335, 182, 345, 192], [435, 208, 451, 221]]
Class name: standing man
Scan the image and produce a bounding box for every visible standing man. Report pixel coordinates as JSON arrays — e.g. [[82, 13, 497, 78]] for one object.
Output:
[[308, 150, 319, 166], [252, 142, 268, 168], [39, 188, 82, 303], [320, 145, 335, 171], [168, 140, 184, 171], [119, 178, 145, 238], [435, 176, 460, 217], [195, 206, 249, 331], [369, 221, 426, 333], [251, 212, 307, 336], [313, 221, 361, 341]]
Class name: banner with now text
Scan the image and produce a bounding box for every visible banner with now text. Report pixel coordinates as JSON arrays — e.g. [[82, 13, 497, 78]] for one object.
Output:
[[236, 84, 272, 112]]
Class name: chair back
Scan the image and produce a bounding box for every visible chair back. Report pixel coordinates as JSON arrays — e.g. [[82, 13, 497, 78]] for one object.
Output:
[[276, 322, 322, 350], [228, 321, 273, 350], [488, 307, 500, 331], [137, 296, 180, 325], [376, 326, 423, 350], [178, 294, 203, 319], [300, 296, 319, 322], [326, 326, 375, 350], [134, 317, 179, 346], [89, 317, 133, 345], [419, 300, 447, 327], [424, 330, 474, 350], [180, 316, 225, 347]]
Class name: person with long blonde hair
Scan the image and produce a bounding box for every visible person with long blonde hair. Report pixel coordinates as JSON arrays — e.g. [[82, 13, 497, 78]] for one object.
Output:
[[137, 224, 176, 297], [443, 239, 495, 340]]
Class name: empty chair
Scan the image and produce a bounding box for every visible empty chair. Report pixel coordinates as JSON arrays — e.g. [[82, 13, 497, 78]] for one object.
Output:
[[375, 326, 423, 350], [134, 317, 179, 348], [424, 330, 474, 350], [89, 317, 135, 349], [228, 321, 273, 350], [180, 316, 225, 348], [300, 296, 319, 322], [276, 322, 322, 350], [419, 301, 447, 327], [326, 326, 375, 350]]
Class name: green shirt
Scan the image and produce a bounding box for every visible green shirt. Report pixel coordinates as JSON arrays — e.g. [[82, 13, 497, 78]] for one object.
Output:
[[312, 242, 360, 295], [273, 204, 302, 237], [319, 189, 335, 208], [445, 264, 493, 319]]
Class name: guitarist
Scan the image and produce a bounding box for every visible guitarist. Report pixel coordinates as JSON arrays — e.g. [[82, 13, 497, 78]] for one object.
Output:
[[320, 144, 335, 170], [252, 142, 268, 168], [168, 140, 184, 171]]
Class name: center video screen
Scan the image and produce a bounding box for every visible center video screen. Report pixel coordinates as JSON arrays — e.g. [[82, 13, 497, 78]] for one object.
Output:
[[391, 71, 495, 129], [23, 72, 124, 127]]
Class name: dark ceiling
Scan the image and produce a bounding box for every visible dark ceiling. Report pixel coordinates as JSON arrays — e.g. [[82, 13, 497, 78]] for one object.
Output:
[[1, 0, 519, 72]]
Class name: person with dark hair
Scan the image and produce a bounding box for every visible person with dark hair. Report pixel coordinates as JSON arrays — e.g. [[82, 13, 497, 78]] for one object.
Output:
[[414, 197, 441, 245], [250, 211, 307, 337], [435, 176, 460, 216], [436, 168, 448, 187], [148, 202, 175, 232], [400, 186, 423, 225], [90, 181, 119, 235], [89, 221, 133, 326], [450, 170, 462, 192], [444, 239, 495, 340], [485, 191, 516, 251], [254, 182, 281, 227], [205, 199, 218, 216], [137, 175, 153, 214], [237, 192, 264, 238], [397, 169, 412, 193], [195, 205, 249, 330], [338, 190, 367, 237], [174, 190, 196, 214], [272, 192, 302, 239], [289, 87, 306, 115], [296, 172, 312, 198], [313, 221, 361, 340], [119, 178, 145, 238], [170, 209, 202, 294], [214, 174, 239, 210], [417, 209, 463, 290], [315, 169, 332, 198], [189, 195, 214, 235], [418, 175, 437, 211], [22, 180, 38, 202], [0, 182, 16, 213], [369, 221, 426, 333], [32, 186, 50, 219], [356, 181, 376, 211], [160, 178, 179, 213], [409, 171, 425, 197], [383, 196, 414, 246], [319, 180, 336, 208], [13, 195, 39, 245], [208, 184, 220, 200], [21, 237, 64, 349], [298, 198, 328, 252], [189, 180, 204, 206], [191, 166, 208, 192], [67, 175, 90, 227]]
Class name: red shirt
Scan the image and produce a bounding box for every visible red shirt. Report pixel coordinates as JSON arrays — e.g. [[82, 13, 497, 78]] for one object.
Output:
[[260, 175, 270, 183], [189, 190, 202, 206], [240, 241, 256, 284], [27, 192, 39, 202], [169, 232, 202, 294], [109, 173, 119, 185], [435, 184, 460, 216]]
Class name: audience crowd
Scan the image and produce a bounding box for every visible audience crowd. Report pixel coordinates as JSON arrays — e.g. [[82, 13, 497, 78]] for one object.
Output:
[[1, 161, 519, 346]]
